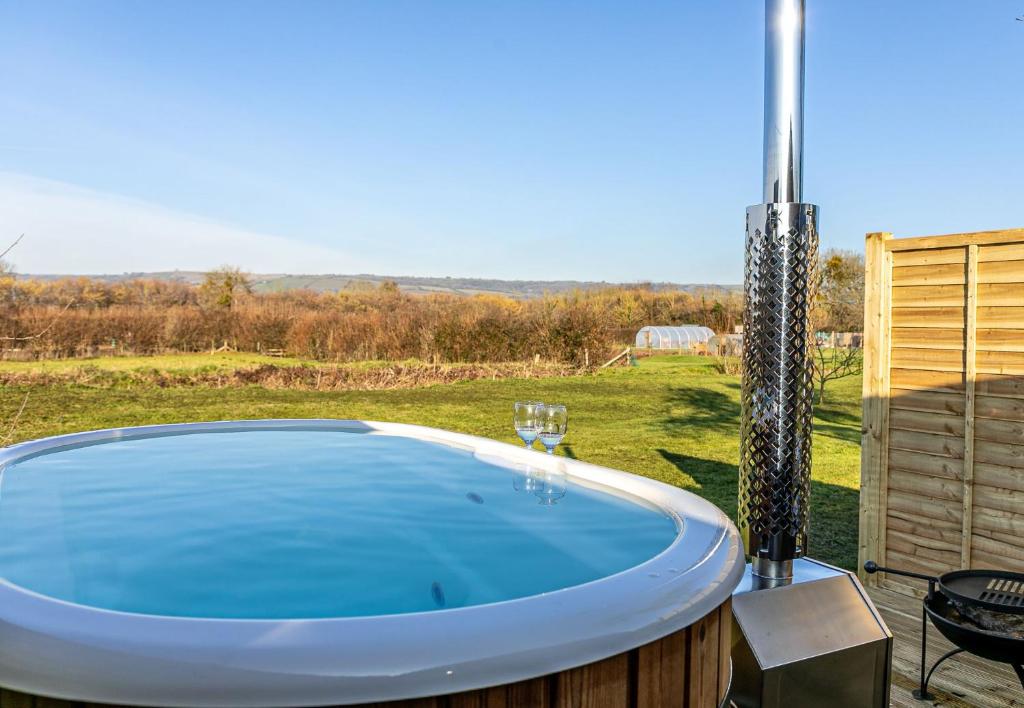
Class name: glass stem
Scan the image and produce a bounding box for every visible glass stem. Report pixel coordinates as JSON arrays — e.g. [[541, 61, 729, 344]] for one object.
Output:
[[546, 447, 554, 455]]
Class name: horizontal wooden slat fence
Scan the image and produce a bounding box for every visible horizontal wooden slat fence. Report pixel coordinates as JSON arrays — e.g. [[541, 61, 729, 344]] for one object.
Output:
[[859, 228, 1024, 596]]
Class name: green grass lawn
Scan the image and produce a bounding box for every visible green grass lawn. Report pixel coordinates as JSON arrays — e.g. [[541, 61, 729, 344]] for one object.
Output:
[[0, 354, 863, 569]]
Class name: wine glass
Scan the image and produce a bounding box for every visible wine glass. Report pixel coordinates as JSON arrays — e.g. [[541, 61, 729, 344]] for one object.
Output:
[[512, 465, 545, 493], [534, 471, 567, 505], [513, 401, 544, 448], [537, 404, 567, 455]]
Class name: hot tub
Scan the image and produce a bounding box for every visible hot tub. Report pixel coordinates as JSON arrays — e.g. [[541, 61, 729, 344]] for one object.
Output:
[[0, 420, 743, 707]]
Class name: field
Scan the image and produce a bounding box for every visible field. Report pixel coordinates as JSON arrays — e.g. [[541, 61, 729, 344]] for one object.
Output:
[[0, 354, 863, 569]]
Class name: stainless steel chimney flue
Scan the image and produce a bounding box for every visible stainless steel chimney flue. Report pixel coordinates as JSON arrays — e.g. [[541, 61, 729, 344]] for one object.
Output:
[[738, 0, 818, 581], [762, 0, 805, 204]]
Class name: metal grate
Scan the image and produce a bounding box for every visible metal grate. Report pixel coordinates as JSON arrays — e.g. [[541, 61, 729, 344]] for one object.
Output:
[[981, 578, 1024, 608], [738, 202, 818, 562]]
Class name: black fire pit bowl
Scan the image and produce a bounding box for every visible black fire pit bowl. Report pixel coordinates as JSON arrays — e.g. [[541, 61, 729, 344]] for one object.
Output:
[[926, 592, 1024, 667]]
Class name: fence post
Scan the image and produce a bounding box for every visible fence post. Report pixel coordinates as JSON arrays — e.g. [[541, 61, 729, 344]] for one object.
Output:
[[858, 231, 893, 585], [961, 244, 979, 567]]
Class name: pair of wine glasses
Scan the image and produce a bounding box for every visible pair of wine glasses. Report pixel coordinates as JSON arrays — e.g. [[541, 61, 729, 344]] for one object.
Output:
[[513, 401, 568, 454], [512, 467, 566, 505]]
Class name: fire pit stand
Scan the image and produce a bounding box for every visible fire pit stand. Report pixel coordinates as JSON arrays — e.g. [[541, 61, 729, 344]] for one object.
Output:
[[882, 566, 963, 701], [865, 561, 1024, 699]]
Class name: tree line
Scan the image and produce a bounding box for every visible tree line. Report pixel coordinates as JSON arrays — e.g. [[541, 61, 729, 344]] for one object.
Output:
[[0, 269, 741, 365], [0, 250, 863, 368]]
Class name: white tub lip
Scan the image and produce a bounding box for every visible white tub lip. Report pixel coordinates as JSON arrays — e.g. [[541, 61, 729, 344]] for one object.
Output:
[[0, 420, 745, 707]]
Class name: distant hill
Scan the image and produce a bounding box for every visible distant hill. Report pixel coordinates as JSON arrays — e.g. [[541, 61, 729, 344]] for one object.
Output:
[[20, 270, 741, 299]]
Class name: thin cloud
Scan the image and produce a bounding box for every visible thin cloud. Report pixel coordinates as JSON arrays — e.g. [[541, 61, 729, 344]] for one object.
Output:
[[0, 172, 363, 274]]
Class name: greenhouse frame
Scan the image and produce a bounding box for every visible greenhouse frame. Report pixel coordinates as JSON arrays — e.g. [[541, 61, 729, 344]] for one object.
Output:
[[634, 325, 715, 350]]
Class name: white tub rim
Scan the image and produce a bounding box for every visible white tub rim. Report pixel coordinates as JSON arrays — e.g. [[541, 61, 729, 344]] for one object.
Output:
[[0, 419, 745, 707]]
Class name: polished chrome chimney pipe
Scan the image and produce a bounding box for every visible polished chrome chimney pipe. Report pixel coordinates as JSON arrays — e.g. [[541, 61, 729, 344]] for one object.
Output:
[[762, 0, 805, 203], [738, 0, 818, 583]]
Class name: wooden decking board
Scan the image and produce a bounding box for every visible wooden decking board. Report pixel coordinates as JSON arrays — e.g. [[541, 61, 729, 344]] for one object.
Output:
[[868, 586, 1022, 707]]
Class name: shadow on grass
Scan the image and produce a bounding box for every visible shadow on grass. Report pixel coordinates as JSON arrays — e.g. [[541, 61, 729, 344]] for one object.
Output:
[[815, 403, 860, 427], [659, 387, 739, 435], [658, 449, 738, 521], [659, 384, 859, 445], [813, 422, 862, 444], [812, 399, 861, 444], [656, 448, 859, 570]]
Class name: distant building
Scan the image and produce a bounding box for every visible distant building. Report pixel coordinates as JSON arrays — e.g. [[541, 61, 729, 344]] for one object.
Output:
[[635, 325, 715, 351]]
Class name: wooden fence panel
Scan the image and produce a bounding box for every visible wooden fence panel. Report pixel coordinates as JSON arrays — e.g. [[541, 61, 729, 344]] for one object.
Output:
[[859, 228, 1024, 596]]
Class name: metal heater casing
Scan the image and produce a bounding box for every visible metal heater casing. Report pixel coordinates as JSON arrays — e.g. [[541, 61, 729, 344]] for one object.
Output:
[[738, 202, 817, 564], [729, 559, 893, 708]]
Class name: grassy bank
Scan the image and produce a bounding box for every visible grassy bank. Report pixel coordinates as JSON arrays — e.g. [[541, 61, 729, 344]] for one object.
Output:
[[0, 352, 314, 372], [0, 354, 580, 390], [0, 354, 862, 569]]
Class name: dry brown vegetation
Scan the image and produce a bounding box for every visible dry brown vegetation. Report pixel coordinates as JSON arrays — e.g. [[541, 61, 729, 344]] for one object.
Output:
[[0, 275, 742, 365], [0, 361, 582, 391]]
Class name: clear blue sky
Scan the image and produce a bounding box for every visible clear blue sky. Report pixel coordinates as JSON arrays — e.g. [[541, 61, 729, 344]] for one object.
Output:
[[0, 1, 1021, 281]]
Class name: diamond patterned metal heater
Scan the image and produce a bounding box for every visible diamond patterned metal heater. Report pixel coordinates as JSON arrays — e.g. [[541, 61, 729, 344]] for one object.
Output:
[[728, 5, 893, 706], [737, 0, 819, 582], [739, 203, 818, 572]]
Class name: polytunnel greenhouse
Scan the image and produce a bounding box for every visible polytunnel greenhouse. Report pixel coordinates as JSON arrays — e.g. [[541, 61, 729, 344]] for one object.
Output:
[[634, 325, 715, 350]]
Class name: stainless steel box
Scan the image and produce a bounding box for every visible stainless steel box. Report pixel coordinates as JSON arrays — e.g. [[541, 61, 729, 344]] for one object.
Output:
[[729, 558, 892, 708]]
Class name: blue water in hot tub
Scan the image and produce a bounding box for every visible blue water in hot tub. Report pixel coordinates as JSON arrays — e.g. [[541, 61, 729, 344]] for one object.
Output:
[[0, 429, 677, 619]]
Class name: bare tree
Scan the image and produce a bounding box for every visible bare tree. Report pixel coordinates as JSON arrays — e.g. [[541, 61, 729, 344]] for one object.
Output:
[[1, 392, 29, 447], [812, 249, 865, 404], [0, 233, 23, 266], [1, 234, 29, 445], [813, 341, 862, 404], [0, 234, 79, 445], [0, 235, 76, 344]]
